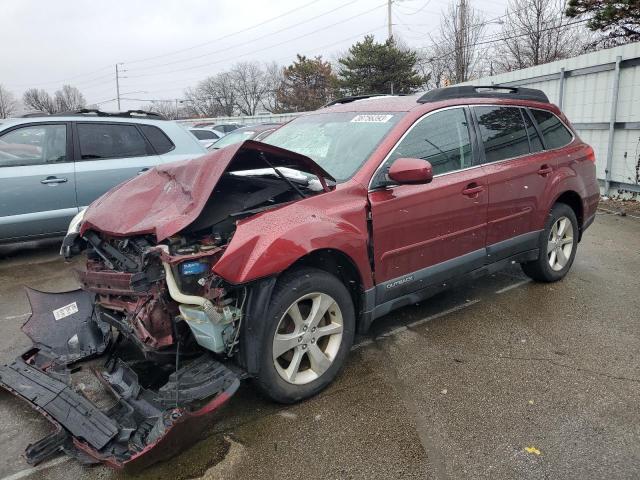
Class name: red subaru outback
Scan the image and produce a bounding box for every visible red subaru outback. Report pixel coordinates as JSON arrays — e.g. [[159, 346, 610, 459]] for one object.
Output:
[[2, 86, 599, 467]]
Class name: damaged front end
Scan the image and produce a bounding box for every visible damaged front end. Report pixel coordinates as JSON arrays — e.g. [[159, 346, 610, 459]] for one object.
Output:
[[0, 288, 239, 469], [0, 141, 334, 468]]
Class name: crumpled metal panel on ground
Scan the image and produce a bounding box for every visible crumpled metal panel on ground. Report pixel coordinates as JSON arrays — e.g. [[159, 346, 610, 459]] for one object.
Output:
[[0, 288, 239, 469]]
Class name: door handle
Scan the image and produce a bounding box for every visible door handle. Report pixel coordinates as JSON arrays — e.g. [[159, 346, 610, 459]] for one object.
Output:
[[538, 165, 553, 177], [137, 168, 150, 175], [40, 176, 68, 185], [462, 183, 484, 197]]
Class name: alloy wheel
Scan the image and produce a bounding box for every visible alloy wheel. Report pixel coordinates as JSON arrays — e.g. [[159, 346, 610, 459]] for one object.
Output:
[[547, 216, 574, 271], [272, 292, 344, 385]]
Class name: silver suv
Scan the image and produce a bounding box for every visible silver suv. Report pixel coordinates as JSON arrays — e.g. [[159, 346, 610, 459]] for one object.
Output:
[[0, 110, 206, 243]]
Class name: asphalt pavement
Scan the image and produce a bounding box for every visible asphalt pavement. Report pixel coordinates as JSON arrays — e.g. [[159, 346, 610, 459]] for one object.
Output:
[[0, 212, 639, 480]]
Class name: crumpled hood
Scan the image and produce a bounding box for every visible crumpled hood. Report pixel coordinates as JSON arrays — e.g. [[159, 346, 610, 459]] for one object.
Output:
[[81, 140, 334, 241]]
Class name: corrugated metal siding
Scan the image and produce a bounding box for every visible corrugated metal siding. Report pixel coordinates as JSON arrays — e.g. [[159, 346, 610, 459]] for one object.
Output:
[[459, 42, 640, 193], [177, 112, 302, 127], [618, 66, 640, 122]]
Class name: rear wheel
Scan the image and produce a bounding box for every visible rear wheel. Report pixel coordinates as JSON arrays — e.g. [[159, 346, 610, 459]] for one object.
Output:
[[521, 203, 579, 282], [254, 267, 355, 403]]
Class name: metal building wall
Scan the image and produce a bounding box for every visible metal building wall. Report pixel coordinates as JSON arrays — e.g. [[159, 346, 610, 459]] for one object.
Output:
[[178, 111, 302, 128], [458, 42, 640, 195]]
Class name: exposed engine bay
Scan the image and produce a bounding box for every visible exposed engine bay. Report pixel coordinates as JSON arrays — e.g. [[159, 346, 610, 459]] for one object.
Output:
[[0, 141, 334, 469], [77, 171, 322, 358]]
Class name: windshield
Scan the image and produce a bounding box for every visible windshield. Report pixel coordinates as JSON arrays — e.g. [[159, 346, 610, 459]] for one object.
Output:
[[213, 128, 258, 149], [263, 112, 404, 181]]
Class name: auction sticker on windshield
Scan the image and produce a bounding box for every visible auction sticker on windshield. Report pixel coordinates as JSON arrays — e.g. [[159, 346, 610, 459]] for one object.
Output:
[[351, 114, 394, 123], [53, 302, 79, 320]]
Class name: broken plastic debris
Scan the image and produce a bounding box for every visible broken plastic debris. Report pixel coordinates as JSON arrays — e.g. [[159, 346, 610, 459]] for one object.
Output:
[[440, 389, 448, 395], [525, 446, 541, 455]]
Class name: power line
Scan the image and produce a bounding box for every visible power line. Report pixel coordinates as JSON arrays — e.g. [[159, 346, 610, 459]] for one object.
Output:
[[423, 18, 590, 60], [124, 0, 360, 74], [8, 0, 327, 90], [124, 0, 325, 65], [394, 0, 434, 16], [110, 25, 387, 100], [7, 65, 113, 89], [124, 2, 388, 79]]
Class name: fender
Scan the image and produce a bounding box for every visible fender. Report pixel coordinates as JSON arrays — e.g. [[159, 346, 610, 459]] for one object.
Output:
[[213, 182, 374, 289], [534, 143, 596, 230]]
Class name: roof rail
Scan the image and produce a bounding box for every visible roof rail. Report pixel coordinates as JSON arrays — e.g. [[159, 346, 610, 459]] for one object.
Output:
[[118, 110, 166, 119], [27, 109, 167, 119], [417, 85, 549, 104], [20, 112, 50, 118], [323, 94, 390, 107]]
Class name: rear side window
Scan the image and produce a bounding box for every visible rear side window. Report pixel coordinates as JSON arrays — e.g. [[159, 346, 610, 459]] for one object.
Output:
[[523, 110, 543, 153], [530, 109, 573, 149], [475, 106, 529, 163], [139, 125, 175, 154], [77, 123, 150, 160], [0, 124, 67, 167]]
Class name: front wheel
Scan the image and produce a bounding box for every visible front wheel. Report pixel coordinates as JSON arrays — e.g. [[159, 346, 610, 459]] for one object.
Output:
[[253, 267, 355, 403], [521, 203, 579, 282]]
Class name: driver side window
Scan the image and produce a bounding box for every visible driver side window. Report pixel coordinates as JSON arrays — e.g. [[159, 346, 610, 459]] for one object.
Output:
[[386, 107, 473, 177]]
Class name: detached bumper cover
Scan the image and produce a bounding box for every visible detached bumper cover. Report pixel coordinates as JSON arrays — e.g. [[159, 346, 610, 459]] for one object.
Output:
[[0, 288, 240, 469]]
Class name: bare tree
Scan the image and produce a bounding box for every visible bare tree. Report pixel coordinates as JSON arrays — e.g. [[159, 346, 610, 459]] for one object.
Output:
[[147, 100, 179, 120], [0, 84, 18, 119], [417, 43, 451, 90], [495, 0, 587, 72], [261, 61, 285, 113], [54, 84, 86, 111], [428, 0, 487, 85], [23, 88, 56, 113], [230, 61, 271, 116], [184, 72, 237, 117]]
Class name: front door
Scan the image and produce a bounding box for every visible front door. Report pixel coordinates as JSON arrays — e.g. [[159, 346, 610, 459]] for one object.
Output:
[[368, 107, 488, 303], [73, 122, 161, 208], [0, 122, 77, 241]]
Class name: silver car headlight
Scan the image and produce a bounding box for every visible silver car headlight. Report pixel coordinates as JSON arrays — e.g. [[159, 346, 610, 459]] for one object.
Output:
[[67, 208, 86, 235]]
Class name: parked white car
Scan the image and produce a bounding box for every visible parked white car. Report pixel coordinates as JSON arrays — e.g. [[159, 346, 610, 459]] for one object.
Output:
[[189, 128, 223, 147]]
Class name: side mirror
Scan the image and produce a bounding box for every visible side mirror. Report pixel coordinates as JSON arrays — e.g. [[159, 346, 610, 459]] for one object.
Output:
[[387, 157, 433, 185]]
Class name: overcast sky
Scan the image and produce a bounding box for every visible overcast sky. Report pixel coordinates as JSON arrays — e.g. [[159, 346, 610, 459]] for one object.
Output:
[[1, 0, 508, 111]]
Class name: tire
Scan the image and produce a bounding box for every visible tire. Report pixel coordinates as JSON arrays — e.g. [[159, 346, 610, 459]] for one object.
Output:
[[253, 267, 355, 403], [521, 202, 579, 282]]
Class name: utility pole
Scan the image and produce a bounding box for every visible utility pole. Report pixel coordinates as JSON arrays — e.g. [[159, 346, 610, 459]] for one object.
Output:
[[387, 0, 393, 40], [388, 0, 394, 95], [455, 0, 467, 83], [115, 63, 122, 111], [175, 98, 179, 119]]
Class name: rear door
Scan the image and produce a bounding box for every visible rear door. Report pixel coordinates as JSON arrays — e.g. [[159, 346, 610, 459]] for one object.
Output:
[[368, 106, 488, 303], [0, 122, 77, 240], [73, 122, 161, 208], [472, 105, 550, 260]]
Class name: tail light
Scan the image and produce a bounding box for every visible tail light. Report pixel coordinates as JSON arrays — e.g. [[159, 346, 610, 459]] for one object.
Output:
[[585, 146, 596, 163]]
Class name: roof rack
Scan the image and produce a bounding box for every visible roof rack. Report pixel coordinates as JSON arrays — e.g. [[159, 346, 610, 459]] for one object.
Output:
[[323, 94, 390, 107], [20, 112, 50, 118], [22, 109, 167, 119], [417, 85, 549, 104]]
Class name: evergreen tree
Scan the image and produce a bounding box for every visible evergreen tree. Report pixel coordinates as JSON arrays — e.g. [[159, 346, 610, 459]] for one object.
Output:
[[566, 0, 640, 45], [276, 55, 337, 112], [337, 36, 425, 95]]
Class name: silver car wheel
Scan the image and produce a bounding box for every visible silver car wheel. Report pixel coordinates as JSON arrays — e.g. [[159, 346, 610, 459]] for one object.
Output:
[[272, 292, 344, 385], [547, 216, 574, 271]]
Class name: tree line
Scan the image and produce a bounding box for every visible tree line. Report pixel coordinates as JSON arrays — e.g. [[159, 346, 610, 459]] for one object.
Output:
[[0, 0, 637, 119]]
